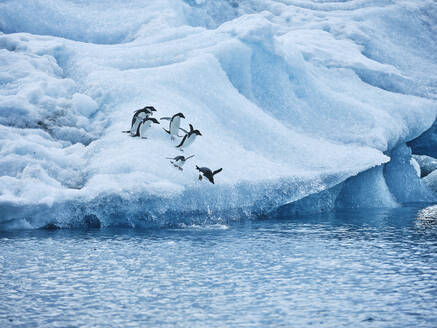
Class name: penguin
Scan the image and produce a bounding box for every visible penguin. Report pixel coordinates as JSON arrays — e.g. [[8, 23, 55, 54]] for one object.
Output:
[[133, 105, 156, 122], [166, 155, 195, 171], [137, 117, 160, 138], [123, 116, 142, 136], [160, 113, 185, 140], [176, 124, 202, 151], [196, 166, 222, 184], [123, 106, 157, 135]]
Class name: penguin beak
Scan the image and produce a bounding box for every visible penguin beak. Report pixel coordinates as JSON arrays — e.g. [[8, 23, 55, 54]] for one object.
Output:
[[181, 114, 185, 119]]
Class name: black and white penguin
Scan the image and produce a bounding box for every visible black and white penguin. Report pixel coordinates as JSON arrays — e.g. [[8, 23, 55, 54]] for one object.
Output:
[[176, 124, 201, 151], [133, 105, 156, 122], [166, 155, 195, 171], [136, 117, 160, 138], [196, 166, 222, 184], [123, 106, 157, 135], [160, 113, 185, 140]]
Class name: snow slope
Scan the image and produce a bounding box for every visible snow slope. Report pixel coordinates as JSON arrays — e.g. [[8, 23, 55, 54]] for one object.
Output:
[[0, 0, 436, 229]]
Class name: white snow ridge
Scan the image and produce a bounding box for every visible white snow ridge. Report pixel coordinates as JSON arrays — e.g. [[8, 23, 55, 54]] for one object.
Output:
[[1, 0, 436, 229]]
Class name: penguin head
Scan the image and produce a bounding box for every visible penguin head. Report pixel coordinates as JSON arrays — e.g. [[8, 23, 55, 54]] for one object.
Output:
[[175, 112, 185, 119], [194, 130, 202, 136], [147, 117, 160, 124], [145, 106, 157, 112], [134, 107, 150, 115]]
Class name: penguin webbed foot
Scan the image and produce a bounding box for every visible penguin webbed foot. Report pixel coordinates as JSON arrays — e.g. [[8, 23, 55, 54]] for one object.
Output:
[[178, 167, 183, 171], [141, 137, 148, 139], [198, 175, 203, 181]]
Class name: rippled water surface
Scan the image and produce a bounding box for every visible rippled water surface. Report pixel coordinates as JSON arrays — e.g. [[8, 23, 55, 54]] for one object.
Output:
[[1, 205, 437, 327]]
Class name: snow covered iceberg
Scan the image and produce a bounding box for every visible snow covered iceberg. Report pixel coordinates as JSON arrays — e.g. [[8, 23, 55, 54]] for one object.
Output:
[[0, 0, 436, 229]]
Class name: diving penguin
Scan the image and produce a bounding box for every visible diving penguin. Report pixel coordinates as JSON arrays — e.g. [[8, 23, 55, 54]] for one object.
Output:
[[166, 155, 195, 171], [160, 112, 185, 140], [196, 166, 222, 184], [123, 106, 157, 136], [176, 124, 202, 151], [136, 117, 160, 138]]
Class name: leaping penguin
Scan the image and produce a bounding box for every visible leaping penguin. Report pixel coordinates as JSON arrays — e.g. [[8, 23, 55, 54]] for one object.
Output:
[[196, 166, 222, 184], [136, 117, 160, 138], [160, 113, 185, 140], [176, 124, 201, 151], [123, 106, 157, 136], [166, 155, 195, 171]]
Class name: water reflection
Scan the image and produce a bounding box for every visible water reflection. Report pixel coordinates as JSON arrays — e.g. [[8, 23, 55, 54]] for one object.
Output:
[[416, 204, 437, 229]]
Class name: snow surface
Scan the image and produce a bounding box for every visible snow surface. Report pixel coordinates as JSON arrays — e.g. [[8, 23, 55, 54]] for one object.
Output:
[[0, 0, 436, 229]]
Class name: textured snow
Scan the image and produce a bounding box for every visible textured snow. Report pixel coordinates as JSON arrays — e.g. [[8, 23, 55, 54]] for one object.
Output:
[[0, 0, 436, 229]]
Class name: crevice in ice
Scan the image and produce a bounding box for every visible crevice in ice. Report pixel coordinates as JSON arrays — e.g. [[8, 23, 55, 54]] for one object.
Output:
[[274, 143, 436, 218], [352, 68, 416, 97], [408, 119, 437, 158], [407, 119, 437, 194]]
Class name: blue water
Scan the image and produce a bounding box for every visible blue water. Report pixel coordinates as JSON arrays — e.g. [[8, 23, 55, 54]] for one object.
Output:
[[1, 205, 437, 327]]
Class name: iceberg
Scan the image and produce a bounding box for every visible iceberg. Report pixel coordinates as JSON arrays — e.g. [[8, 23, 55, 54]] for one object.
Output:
[[424, 170, 437, 194], [0, 0, 436, 229], [413, 154, 437, 178]]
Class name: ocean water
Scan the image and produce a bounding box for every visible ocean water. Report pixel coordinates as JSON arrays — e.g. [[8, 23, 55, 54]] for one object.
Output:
[[1, 205, 437, 328]]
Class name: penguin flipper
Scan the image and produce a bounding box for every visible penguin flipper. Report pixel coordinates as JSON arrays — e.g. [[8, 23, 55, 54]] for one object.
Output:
[[179, 127, 188, 134], [162, 128, 171, 134], [176, 134, 187, 148], [160, 117, 171, 120], [185, 155, 195, 161], [213, 168, 223, 175], [122, 130, 130, 133]]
